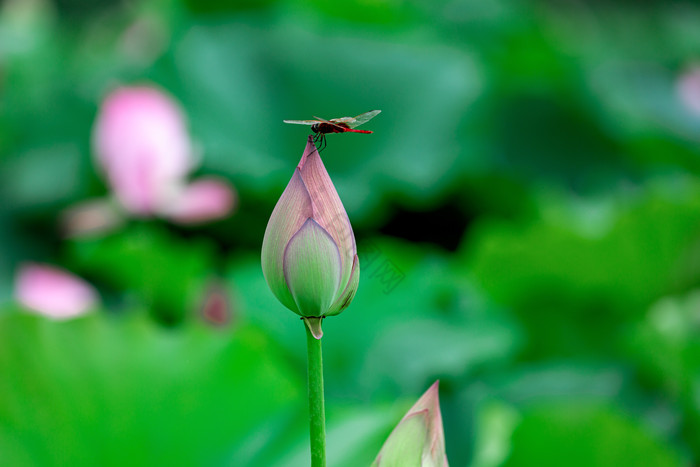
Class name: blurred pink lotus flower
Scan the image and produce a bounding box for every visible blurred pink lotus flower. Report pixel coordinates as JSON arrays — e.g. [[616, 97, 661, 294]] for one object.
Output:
[[372, 381, 449, 467], [81, 85, 235, 230], [15, 263, 98, 320], [94, 86, 192, 216], [677, 66, 700, 117]]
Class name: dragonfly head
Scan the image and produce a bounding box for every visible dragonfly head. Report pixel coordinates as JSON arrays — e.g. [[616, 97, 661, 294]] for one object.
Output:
[[311, 123, 320, 133]]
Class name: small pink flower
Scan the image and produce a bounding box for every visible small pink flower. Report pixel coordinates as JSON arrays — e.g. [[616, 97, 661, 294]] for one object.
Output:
[[15, 263, 98, 320], [678, 66, 700, 117]]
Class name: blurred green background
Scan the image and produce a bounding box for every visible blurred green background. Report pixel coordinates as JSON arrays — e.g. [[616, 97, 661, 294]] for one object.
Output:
[[2, 0, 700, 465]]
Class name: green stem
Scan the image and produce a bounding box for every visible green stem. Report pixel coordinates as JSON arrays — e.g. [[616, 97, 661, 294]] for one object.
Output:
[[305, 319, 326, 467]]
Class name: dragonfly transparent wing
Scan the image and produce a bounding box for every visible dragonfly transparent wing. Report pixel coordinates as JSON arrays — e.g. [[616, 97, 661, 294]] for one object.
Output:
[[330, 110, 381, 129], [312, 116, 347, 130], [283, 119, 320, 125]]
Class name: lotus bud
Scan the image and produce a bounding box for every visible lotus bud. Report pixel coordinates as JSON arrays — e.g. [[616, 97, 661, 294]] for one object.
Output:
[[372, 381, 449, 467], [15, 263, 98, 320], [261, 137, 359, 335]]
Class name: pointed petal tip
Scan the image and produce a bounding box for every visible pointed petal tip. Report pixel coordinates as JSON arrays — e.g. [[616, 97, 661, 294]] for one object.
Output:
[[299, 136, 319, 169], [419, 380, 442, 412]]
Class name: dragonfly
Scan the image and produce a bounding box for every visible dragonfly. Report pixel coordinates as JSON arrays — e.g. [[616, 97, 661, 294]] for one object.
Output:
[[284, 110, 381, 151]]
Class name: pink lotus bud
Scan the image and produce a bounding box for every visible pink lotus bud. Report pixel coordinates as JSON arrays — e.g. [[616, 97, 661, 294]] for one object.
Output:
[[163, 177, 237, 225], [261, 136, 359, 321], [92, 86, 193, 216], [15, 263, 98, 320], [372, 381, 449, 467], [678, 66, 700, 117]]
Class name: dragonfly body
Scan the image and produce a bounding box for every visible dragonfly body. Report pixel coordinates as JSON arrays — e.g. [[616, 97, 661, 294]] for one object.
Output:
[[311, 122, 372, 135], [285, 110, 380, 151]]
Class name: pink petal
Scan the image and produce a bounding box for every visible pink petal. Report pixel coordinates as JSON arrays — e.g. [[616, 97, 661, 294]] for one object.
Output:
[[15, 263, 98, 320], [261, 169, 314, 314], [164, 177, 236, 224], [92, 86, 193, 215], [297, 136, 357, 303], [678, 66, 700, 116]]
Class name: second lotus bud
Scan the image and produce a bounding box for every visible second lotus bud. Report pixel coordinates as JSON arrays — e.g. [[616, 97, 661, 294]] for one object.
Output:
[[372, 381, 449, 467]]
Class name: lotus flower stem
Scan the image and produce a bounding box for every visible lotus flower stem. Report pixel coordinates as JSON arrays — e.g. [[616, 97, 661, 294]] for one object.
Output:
[[305, 318, 326, 467]]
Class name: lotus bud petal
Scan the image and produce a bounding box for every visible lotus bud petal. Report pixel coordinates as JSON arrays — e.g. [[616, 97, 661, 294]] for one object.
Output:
[[373, 381, 449, 467], [92, 86, 193, 216], [284, 218, 342, 316], [15, 263, 98, 320], [262, 137, 359, 321]]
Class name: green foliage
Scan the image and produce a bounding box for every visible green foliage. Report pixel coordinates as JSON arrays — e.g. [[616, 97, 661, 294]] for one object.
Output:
[[67, 224, 216, 324], [504, 403, 683, 467], [0, 310, 302, 465]]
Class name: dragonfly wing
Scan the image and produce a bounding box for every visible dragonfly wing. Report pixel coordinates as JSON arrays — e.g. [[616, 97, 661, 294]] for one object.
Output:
[[283, 119, 319, 125], [346, 110, 381, 128], [330, 116, 356, 125], [312, 116, 335, 123], [313, 116, 348, 130]]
